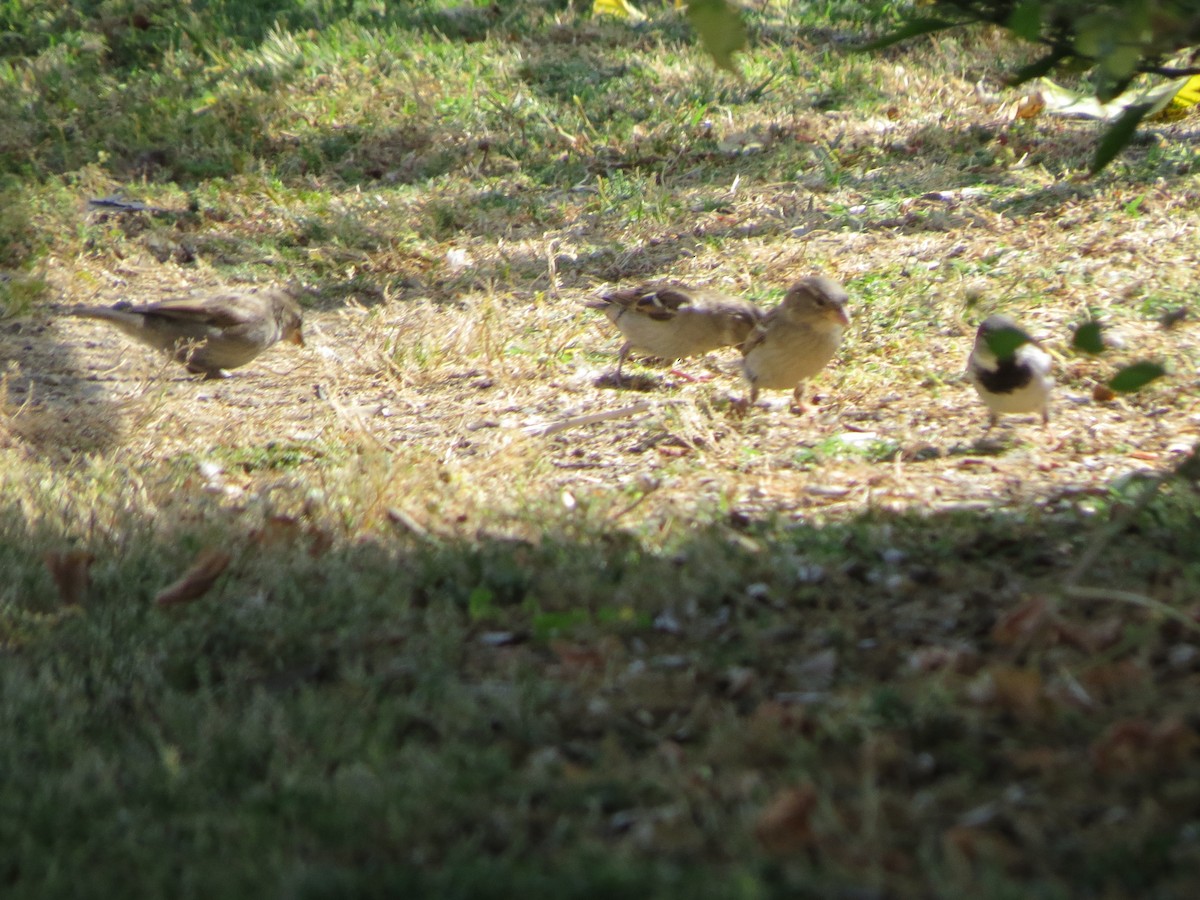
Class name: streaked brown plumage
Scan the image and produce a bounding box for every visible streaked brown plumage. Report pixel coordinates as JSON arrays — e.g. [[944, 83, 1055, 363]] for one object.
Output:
[[586, 282, 762, 381], [66, 285, 304, 378], [741, 276, 850, 409]]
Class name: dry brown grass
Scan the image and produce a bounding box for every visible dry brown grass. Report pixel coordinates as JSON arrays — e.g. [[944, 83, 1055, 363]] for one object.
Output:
[[7, 149, 1197, 536]]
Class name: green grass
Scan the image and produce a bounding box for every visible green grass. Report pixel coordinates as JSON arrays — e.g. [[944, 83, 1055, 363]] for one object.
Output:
[[4, 466, 1200, 898], [3, 1, 1200, 897]]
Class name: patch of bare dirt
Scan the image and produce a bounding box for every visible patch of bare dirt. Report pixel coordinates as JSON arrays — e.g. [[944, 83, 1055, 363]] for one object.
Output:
[[4, 266, 1196, 530]]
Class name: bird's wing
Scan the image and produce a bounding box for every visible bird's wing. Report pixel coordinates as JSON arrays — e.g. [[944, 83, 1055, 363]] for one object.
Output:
[[595, 283, 695, 321], [136, 293, 265, 328], [723, 300, 764, 330], [644, 286, 696, 314], [1017, 343, 1053, 376], [739, 305, 782, 355]]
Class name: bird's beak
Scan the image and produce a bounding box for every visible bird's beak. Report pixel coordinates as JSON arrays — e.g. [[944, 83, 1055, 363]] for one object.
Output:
[[832, 305, 851, 327]]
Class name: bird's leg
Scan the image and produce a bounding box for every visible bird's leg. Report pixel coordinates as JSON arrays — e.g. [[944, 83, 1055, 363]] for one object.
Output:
[[1040, 407, 1063, 450], [615, 342, 631, 384], [176, 340, 207, 375], [730, 382, 758, 418], [789, 383, 808, 416]]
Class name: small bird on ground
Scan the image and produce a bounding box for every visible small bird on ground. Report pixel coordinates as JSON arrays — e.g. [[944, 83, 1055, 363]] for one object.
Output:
[[740, 276, 851, 411], [966, 314, 1053, 428], [586, 282, 762, 382], [65, 285, 305, 378]]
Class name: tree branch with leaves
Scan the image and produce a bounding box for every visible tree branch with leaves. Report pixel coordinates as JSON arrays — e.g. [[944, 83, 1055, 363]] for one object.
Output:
[[676, 0, 1199, 172]]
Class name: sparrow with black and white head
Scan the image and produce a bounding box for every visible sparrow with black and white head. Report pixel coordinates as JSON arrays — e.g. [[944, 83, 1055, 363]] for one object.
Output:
[[586, 282, 762, 382], [740, 276, 850, 412], [966, 314, 1053, 428], [65, 285, 305, 378]]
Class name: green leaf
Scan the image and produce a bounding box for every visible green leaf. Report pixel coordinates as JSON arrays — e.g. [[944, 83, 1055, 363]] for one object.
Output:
[[1095, 72, 1136, 104], [1091, 101, 1154, 174], [1108, 361, 1166, 393], [1072, 321, 1105, 354], [1100, 44, 1143, 84], [858, 17, 957, 51], [1073, 18, 1106, 58], [1005, 47, 1071, 86], [1006, 0, 1042, 42], [596, 604, 649, 627], [1124, 193, 1146, 216], [468, 586, 495, 620], [532, 609, 591, 640], [684, 0, 747, 73], [984, 325, 1030, 359]]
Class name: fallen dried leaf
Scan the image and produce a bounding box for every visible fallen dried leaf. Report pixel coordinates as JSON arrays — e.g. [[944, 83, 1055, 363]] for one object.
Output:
[[551, 640, 606, 673], [656, 444, 691, 458], [992, 666, 1046, 719], [748, 700, 813, 737], [943, 824, 1021, 869], [43, 550, 94, 606], [1080, 659, 1147, 703], [754, 783, 818, 854], [1091, 718, 1198, 775], [971, 666, 1048, 721], [738, 702, 811, 765], [154, 549, 232, 607], [1052, 614, 1124, 654], [1006, 746, 1072, 775], [908, 644, 982, 674], [992, 595, 1053, 646], [1014, 92, 1045, 119], [251, 514, 302, 546], [307, 527, 334, 558], [718, 130, 766, 155], [1092, 384, 1116, 402]]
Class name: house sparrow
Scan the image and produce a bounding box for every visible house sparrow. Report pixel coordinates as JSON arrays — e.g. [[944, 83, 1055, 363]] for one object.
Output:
[[66, 286, 305, 378], [966, 314, 1053, 427], [740, 276, 850, 410], [586, 282, 762, 381]]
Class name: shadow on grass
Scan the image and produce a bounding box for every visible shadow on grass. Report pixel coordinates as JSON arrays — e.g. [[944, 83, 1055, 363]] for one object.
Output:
[[0, 316, 131, 455], [2, 474, 1199, 898]]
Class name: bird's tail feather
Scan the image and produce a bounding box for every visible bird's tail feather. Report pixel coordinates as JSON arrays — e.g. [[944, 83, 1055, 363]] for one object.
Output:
[[64, 305, 147, 334]]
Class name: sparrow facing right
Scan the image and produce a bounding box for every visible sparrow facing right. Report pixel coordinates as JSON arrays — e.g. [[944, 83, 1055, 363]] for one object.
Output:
[[966, 314, 1053, 427], [740, 276, 851, 409], [66, 285, 305, 378], [586, 282, 763, 381]]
